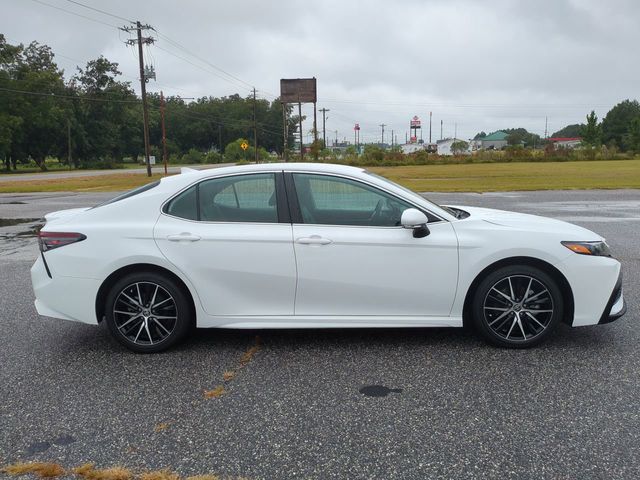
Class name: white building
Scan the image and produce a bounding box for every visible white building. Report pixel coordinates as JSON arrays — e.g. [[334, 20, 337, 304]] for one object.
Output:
[[436, 138, 471, 156]]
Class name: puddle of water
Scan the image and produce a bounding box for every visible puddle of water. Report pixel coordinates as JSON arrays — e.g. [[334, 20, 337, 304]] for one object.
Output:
[[0, 217, 40, 227], [359, 385, 403, 397], [0, 218, 44, 241]]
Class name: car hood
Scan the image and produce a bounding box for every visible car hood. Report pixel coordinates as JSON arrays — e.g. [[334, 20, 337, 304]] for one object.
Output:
[[449, 205, 603, 240]]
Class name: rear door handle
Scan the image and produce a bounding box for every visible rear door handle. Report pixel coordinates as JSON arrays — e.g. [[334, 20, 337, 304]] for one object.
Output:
[[167, 233, 201, 242], [296, 235, 332, 245]]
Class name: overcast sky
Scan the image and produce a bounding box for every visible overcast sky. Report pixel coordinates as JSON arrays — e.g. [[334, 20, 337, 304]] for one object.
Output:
[[3, 0, 639, 143]]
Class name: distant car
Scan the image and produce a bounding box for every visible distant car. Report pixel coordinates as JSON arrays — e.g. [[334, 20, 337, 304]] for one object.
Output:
[[31, 163, 625, 352]]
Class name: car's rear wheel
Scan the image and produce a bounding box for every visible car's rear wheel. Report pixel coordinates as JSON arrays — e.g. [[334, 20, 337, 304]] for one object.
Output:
[[104, 272, 193, 353], [472, 265, 564, 348]]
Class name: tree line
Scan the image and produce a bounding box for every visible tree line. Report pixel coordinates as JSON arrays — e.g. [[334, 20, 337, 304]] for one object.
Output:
[[0, 35, 298, 171], [473, 100, 640, 151]]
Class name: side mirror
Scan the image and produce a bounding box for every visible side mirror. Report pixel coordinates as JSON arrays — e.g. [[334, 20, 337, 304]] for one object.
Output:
[[400, 208, 430, 238]]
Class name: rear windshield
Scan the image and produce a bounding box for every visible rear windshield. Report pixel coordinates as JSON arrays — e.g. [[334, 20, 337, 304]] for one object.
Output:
[[93, 181, 160, 208]]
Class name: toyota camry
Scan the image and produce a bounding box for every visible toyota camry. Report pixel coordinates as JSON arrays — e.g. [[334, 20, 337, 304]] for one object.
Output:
[[31, 163, 625, 352]]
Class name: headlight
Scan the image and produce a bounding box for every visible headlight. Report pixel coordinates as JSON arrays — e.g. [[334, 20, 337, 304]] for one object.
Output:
[[561, 241, 611, 257]]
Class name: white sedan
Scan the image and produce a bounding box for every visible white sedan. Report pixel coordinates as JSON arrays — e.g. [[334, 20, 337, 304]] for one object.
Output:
[[31, 163, 625, 352]]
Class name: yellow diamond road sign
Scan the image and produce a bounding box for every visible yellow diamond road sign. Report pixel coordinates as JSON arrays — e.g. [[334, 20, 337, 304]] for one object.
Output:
[[240, 141, 249, 151]]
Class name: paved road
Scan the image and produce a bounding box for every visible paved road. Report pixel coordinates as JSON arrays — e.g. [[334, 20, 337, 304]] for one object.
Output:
[[0, 190, 638, 479], [0, 163, 234, 183]]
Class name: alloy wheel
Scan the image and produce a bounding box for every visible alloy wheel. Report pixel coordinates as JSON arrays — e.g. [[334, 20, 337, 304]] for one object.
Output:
[[482, 275, 554, 342], [113, 281, 178, 346]]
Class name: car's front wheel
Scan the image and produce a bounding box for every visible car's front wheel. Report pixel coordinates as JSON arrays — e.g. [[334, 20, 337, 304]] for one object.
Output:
[[104, 272, 193, 353], [472, 265, 564, 348]]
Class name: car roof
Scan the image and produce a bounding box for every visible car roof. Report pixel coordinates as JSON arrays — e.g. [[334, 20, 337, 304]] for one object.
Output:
[[187, 162, 366, 178]]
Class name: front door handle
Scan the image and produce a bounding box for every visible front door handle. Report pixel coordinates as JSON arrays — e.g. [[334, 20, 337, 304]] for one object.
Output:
[[296, 235, 332, 246], [167, 233, 201, 242]]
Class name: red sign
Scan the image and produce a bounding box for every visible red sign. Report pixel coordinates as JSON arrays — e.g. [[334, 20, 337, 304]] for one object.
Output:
[[410, 136, 417, 143], [410, 115, 421, 128], [354, 123, 360, 131]]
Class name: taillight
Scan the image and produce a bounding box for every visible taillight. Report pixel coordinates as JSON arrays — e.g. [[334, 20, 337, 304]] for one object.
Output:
[[38, 231, 86, 252]]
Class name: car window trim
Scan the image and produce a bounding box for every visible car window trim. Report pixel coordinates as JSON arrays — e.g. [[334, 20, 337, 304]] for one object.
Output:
[[161, 171, 290, 225], [284, 171, 446, 227]]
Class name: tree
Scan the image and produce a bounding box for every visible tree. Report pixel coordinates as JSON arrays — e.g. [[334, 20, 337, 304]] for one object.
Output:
[[601, 99, 640, 151], [451, 140, 469, 154], [473, 131, 487, 140], [73, 57, 139, 164], [626, 117, 640, 153], [581, 111, 601, 147], [502, 128, 541, 148], [0, 38, 70, 170], [551, 124, 584, 138]]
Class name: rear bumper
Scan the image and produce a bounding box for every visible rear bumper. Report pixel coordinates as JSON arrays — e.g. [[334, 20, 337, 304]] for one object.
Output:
[[31, 255, 100, 324], [599, 272, 626, 324]]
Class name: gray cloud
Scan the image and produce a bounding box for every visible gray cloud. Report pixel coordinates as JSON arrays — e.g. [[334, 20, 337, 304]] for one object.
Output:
[[3, 0, 638, 142]]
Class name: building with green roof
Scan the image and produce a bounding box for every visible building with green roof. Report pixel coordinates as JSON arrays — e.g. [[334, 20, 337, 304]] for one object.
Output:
[[481, 131, 509, 150]]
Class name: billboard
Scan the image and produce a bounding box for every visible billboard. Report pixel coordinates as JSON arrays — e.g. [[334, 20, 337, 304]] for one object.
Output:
[[280, 78, 317, 103], [410, 115, 421, 128]]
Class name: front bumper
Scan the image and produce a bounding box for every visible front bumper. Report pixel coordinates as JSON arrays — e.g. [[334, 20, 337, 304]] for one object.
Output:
[[599, 272, 626, 324]]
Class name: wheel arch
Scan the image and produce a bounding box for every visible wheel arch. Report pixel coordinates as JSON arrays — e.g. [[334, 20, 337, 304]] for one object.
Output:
[[95, 263, 197, 324], [462, 256, 575, 327]]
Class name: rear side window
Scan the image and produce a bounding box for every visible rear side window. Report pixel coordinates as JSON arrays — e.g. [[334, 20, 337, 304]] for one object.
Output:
[[94, 181, 160, 208], [165, 185, 197, 220], [200, 173, 277, 223], [163, 173, 278, 223]]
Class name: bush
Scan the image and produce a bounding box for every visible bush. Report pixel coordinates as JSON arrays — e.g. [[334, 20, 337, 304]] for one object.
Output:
[[205, 151, 224, 164], [180, 148, 205, 164]]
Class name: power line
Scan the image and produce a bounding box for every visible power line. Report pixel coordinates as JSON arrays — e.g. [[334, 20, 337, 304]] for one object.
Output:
[[154, 31, 254, 90], [153, 45, 251, 92], [0, 86, 140, 103], [322, 98, 613, 109], [63, 0, 134, 23], [29, 0, 119, 29]]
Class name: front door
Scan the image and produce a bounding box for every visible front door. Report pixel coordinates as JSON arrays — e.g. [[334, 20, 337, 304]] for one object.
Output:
[[289, 173, 458, 318]]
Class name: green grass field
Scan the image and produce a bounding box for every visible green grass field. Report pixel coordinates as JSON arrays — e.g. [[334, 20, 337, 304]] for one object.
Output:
[[369, 159, 640, 192], [0, 159, 639, 194]]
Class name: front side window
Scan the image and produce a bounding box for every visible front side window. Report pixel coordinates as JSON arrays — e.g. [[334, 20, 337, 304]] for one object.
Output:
[[165, 173, 278, 223], [292, 173, 413, 227]]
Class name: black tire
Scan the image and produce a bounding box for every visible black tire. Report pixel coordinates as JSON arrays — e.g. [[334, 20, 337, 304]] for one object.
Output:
[[104, 271, 193, 353], [471, 265, 564, 348]]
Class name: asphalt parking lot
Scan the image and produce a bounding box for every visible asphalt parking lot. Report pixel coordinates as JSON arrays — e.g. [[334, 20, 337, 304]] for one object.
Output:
[[0, 189, 638, 479]]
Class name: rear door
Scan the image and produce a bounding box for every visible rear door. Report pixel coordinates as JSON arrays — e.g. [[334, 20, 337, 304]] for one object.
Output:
[[288, 172, 458, 318], [154, 172, 296, 316]]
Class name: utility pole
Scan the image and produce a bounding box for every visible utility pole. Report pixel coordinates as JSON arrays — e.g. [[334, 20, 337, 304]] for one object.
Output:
[[544, 116, 548, 139], [391, 129, 394, 148], [313, 100, 318, 161], [429, 111, 432, 143], [282, 103, 288, 161], [298, 100, 303, 161], [440, 120, 443, 140], [319, 108, 329, 148], [335, 129, 338, 147], [67, 118, 72, 170], [379, 123, 386, 146], [454, 123, 457, 139], [160, 91, 168, 175], [122, 21, 155, 177], [253, 87, 258, 163]]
